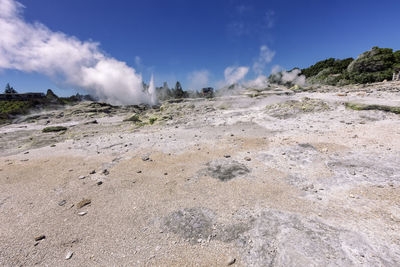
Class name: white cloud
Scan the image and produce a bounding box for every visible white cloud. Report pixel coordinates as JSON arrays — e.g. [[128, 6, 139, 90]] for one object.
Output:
[[0, 0, 154, 105], [224, 66, 249, 85], [134, 56, 142, 67], [270, 65, 306, 86], [187, 70, 210, 90], [253, 45, 275, 75], [281, 69, 306, 86], [271, 65, 282, 74], [264, 10, 275, 29], [244, 75, 269, 89]]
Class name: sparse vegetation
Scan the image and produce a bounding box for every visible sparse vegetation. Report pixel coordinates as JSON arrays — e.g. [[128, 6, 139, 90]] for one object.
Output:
[[265, 97, 331, 118], [124, 114, 142, 122], [149, 117, 158, 124], [345, 102, 400, 114]]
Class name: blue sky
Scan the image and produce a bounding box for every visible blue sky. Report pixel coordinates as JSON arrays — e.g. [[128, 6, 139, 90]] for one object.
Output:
[[1, 0, 400, 96]]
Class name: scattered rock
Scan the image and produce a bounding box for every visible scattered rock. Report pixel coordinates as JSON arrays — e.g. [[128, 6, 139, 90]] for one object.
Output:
[[90, 170, 96, 174], [58, 200, 67, 206], [78, 211, 87, 216], [224, 155, 231, 158], [137, 170, 142, 174], [65, 251, 73, 260], [244, 157, 251, 161], [142, 156, 150, 161], [102, 169, 109, 175], [34, 235, 46, 241], [227, 257, 236, 265], [76, 199, 91, 209], [79, 175, 86, 180], [97, 181, 103, 186]]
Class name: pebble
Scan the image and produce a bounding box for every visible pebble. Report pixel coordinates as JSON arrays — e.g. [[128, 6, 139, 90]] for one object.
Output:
[[34, 235, 46, 241], [90, 170, 96, 174], [164, 172, 168, 175], [79, 175, 86, 180], [65, 251, 73, 260], [78, 211, 87, 216], [224, 155, 231, 158], [137, 170, 142, 173], [76, 199, 91, 209], [142, 156, 150, 161], [97, 181, 103, 186], [102, 169, 109, 175], [244, 157, 251, 161], [227, 257, 236, 265], [58, 200, 67, 206]]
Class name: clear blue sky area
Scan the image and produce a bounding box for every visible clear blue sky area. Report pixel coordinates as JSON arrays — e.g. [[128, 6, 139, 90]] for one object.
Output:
[[1, 0, 400, 96]]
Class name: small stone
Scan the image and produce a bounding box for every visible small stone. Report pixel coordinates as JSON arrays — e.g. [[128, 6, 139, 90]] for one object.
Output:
[[349, 194, 355, 198], [102, 169, 109, 175], [227, 257, 236, 265], [137, 170, 142, 174], [58, 200, 67, 206], [65, 251, 73, 260], [244, 157, 251, 161], [224, 155, 231, 158], [79, 175, 86, 180], [164, 172, 168, 175], [76, 199, 91, 209], [142, 156, 150, 161], [50, 144, 56, 147], [78, 211, 87, 216], [97, 181, 103, 186], [34, 235, 46, 241], [90, 170, 96, 174], [24, 151, 29, 154]]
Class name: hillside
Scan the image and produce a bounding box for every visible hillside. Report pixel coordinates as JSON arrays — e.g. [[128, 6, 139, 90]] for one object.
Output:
[[300, 46, 400, 85]]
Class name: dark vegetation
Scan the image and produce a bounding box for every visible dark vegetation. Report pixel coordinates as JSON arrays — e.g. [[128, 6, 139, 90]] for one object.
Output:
[[42, 126, 67, 133], [299, 47, 400, 85], [0, 84, 94, 124]]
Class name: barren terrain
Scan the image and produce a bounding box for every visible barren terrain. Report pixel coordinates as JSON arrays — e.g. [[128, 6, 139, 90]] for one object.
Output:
[[1, 82, 400, 266]]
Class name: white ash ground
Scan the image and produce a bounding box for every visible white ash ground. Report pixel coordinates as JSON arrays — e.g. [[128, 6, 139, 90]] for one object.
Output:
[[0, 82, 400, 266]]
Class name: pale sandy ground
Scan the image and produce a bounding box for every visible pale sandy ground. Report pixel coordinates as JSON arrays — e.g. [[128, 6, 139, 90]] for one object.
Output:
[[0, 83, 400, 266]]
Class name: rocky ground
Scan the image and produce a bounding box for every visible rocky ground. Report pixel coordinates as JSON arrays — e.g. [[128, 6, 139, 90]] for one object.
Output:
[[1, 82, 400, 266]]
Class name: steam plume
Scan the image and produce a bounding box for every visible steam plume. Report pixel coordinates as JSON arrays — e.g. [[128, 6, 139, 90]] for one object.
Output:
[[0, 0, 155, 105]]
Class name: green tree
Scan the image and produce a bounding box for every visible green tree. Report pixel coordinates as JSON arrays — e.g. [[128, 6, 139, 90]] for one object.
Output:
[[174, 81, 184, 98], [4, 83, 17, 94]]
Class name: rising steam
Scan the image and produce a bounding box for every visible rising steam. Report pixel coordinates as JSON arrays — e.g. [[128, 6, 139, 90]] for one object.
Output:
[[0, 0, 156, 105]]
